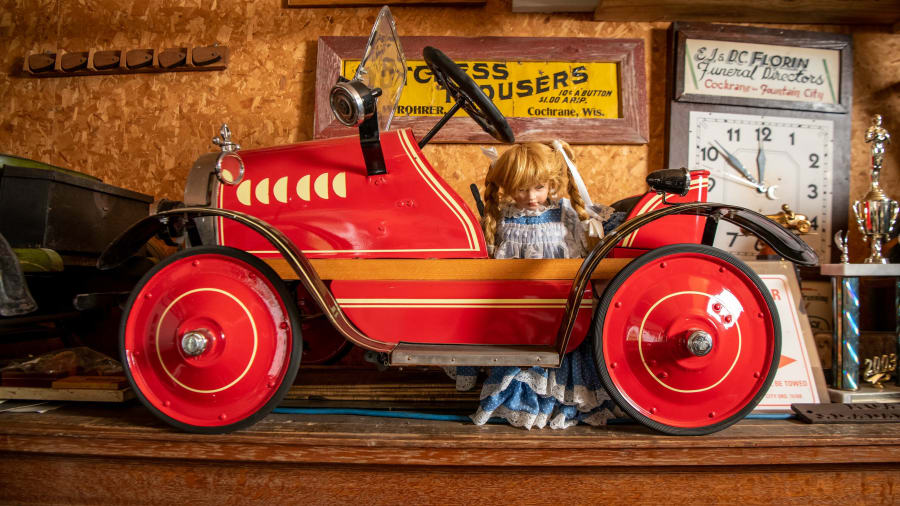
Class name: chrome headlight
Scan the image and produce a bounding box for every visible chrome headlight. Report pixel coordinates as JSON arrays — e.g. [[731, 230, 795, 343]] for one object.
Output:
[[330, 80, 378, 127]]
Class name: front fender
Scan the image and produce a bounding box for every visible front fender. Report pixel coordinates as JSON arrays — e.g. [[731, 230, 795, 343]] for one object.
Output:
[[99, 207, 393, 353], [554, 202, 817, 353]]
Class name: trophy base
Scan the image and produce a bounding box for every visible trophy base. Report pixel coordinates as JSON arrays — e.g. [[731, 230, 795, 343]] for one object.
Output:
[[828, 385, 900, 403]]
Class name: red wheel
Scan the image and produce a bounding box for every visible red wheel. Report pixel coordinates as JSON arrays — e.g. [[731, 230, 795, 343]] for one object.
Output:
[[593, 244, 779, 435], [121, 246, 301, 433]]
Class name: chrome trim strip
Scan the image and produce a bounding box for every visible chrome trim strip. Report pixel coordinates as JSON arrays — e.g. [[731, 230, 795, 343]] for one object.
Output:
[[391, 343, 560, 367]]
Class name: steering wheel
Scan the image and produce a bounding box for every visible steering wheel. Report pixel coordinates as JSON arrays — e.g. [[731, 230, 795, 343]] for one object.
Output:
[[423, 46, 514, 143]]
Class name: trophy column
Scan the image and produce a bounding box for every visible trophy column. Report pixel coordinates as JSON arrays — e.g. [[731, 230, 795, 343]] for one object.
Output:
[[830, 267, 859, 390], [824, 115, 900, 400]]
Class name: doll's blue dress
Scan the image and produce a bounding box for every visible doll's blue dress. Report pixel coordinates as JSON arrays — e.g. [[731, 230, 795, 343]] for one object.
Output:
[[449, 199, 627, 429], [489, 199, 587, 259]]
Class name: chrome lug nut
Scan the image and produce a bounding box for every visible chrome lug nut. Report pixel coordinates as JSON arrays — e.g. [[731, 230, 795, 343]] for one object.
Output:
[[181, 330, 209, 357], [686, 330, 713, 357]]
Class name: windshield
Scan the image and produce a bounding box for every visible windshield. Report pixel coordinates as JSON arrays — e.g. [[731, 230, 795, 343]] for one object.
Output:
[[353, 6, 406, 132]]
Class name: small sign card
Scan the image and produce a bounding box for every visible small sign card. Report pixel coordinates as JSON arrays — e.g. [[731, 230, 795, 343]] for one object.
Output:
[[753, 271, 828, 413]]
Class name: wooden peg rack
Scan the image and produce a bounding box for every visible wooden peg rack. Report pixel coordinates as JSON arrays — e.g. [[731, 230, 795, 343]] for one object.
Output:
[[23, 45, 229, 77]]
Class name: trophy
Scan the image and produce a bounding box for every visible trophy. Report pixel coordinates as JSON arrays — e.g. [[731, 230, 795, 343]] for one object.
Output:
[[853, 114, 899, 264], [834, 230, 849, 264]]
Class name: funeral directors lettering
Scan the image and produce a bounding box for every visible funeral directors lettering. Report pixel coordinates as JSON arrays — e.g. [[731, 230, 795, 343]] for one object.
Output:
[[683, 39, 840, 104]]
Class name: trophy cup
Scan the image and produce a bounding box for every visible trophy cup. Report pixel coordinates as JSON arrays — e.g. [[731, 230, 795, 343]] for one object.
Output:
[[853, 114, 900, 264]]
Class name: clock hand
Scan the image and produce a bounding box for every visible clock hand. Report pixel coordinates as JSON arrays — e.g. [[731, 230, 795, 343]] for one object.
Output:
[[756, 140, 766, 187], [717, 171, 780, 200], [720, 172, 763, 190], [713, 141, 757, 184]]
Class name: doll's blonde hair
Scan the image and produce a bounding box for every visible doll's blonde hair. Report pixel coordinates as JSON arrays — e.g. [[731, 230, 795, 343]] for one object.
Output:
[[481, 141, 589, 250]]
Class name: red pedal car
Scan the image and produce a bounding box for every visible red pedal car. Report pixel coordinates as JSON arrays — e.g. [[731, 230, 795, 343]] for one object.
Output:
[[100, 9, 816, 435]]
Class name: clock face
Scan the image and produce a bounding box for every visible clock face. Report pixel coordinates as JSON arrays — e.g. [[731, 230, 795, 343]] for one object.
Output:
[[688, 111, 834, 261]]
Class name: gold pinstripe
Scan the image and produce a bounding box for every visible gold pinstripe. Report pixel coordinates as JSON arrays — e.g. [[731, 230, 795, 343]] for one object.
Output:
[[621, 178, 707, 248], [637, 290, 740, 394], [156, 288, 258, 394]]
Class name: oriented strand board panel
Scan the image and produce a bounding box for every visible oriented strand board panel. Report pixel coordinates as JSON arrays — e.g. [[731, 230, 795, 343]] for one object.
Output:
[[0, 1, 661, 207], [0, 0, 898, 254], [845, 30, 900, 262]]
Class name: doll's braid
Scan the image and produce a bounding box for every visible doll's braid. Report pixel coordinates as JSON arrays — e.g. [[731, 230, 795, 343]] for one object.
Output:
[[481, 180, 502, 250], [566, 173, 590, 221], [554, 140, 590, 221]]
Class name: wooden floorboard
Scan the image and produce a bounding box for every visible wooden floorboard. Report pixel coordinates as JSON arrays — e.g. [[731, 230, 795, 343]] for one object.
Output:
[[1, 400, 899, 503]]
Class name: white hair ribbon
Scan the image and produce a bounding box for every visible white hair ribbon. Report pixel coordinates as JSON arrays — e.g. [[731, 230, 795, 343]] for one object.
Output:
[[480, 146, 499, 166], [552, 139, 593, 208]]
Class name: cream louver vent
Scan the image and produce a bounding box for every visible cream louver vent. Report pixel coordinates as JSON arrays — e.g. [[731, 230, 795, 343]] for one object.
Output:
[[235, 173, 347, 205]]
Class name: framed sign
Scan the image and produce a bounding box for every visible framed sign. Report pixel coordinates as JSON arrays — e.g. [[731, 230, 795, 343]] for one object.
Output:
[[666, 23, 852, 265], [672, 22, 852, 113], [315, 36, 647, 144]]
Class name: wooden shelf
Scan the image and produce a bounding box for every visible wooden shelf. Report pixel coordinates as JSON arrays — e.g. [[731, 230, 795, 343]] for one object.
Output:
[[1, 403, 900, 503], [592, 0, 900, 26]]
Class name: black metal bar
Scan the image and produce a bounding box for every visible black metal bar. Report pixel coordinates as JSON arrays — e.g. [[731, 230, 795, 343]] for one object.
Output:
[[470, 183, 485, 219], [418, 101, 462, 149], [359, 112, 387, 176]]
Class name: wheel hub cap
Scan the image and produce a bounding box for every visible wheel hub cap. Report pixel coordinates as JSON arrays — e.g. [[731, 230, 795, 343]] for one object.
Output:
[[181, 330, 210, 357], [686, 330, 713, 357]]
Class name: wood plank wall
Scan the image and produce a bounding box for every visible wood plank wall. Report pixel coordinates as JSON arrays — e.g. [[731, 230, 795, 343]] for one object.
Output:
[[0, 0, 897, 261]]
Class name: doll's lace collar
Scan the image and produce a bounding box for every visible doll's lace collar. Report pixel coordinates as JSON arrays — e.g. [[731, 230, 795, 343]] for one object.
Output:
[[501, 201, 557, 218]]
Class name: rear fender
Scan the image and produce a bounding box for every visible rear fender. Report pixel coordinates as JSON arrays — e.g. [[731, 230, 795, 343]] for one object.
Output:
[[99, 207, 392, 353], [554, 202, 817, 353]]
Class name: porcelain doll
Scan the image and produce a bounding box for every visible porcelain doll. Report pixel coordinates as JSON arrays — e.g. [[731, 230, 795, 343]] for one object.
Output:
[[481, 140, 613, 260], [449, 140, 626, 429]]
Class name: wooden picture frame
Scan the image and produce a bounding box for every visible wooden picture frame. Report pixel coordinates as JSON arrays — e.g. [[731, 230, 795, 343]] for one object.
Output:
[[287, 0, 484, 5], [748, 260, 830, 412], [315, 36, 648, 144], [671, 22, 852, 114]]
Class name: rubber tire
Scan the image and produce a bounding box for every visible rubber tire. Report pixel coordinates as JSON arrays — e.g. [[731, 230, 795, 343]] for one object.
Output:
[[592, 243, 780, 435]]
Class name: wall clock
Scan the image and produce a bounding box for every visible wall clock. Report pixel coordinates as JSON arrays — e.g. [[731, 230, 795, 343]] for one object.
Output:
[[666, 23, 852, 264]]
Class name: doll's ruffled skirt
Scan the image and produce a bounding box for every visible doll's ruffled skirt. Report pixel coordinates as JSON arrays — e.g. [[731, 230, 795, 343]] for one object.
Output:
[[450, 339, 622, 429]]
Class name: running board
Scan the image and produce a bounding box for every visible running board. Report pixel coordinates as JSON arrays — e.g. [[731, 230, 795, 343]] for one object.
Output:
[[390, 343, 561, 368]]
